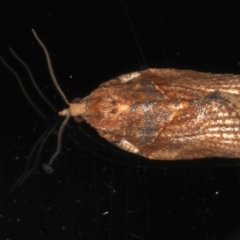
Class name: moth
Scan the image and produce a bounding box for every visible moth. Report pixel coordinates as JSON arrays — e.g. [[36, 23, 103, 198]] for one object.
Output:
[[65, 68, 240, 161], [5, 30, 240, 166]]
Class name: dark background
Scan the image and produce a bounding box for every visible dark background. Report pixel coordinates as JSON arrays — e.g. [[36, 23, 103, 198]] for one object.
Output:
[[1, 1, 240, 240]]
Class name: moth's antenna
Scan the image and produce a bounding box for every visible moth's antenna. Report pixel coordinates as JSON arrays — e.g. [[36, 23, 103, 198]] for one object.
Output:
[[31, 29, 71, 166], [48, 113, 70, 165], [31, 29, 70, 106]]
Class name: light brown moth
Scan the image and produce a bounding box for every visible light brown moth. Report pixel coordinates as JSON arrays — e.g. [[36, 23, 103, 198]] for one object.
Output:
[[64, 68, 240, 160], [29, 29, 240, 162], [13, 30, 240, 165]]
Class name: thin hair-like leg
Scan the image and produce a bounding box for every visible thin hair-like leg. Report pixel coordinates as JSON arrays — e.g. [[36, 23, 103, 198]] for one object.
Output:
[[9, 123, 58, 193], [19, 123, 58, 185], [0, 56, 47, 120], [9, 48, 57, 113], [9, 131, 47, 193]]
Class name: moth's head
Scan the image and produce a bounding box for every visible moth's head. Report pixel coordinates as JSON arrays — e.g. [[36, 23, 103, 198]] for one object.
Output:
[[58, 97, 87, 124]]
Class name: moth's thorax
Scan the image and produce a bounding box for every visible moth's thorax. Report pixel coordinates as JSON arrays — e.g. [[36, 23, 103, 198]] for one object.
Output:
[[84, 77, 169, 135]]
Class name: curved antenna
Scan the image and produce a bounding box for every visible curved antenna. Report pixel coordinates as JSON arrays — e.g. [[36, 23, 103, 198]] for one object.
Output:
[[48, 111, 71, 165], [9, 48, 57, 113], [31, 29, 73, 166], [31, 29, 70, 106], [0, 56, 47, 120]]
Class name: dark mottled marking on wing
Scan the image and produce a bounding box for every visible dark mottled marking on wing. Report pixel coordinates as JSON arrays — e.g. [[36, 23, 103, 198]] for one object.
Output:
[[205, 91, 240, 110]]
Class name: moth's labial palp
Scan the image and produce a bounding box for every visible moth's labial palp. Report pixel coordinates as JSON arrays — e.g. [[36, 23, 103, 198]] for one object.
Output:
[[71, 97, 85, 123]]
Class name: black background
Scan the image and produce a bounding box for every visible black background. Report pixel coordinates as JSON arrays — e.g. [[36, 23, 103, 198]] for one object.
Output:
[[1, 1, 240, 240]]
